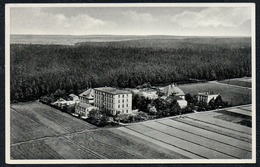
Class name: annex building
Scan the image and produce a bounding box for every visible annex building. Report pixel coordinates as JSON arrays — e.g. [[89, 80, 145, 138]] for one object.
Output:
[[94, 87, 132, 115], [197, 92, 219, 104]]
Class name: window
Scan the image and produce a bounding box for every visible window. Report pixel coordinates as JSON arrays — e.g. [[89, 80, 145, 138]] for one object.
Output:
[[122, 104, 124, 108], [118, 105, 120, 108], [123, 95, 124, 98], [126, 110, 128, 113], [127, 104, 128, 107], [118, 100, 120, 103], [122, 99, 124, 103], [118, 95, 120, 98]]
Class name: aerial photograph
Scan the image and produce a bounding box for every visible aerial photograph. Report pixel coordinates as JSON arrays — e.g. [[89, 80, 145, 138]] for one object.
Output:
[[6, 3, 254, 163]]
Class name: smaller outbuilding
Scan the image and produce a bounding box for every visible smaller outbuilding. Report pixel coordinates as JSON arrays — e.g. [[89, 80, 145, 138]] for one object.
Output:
[[197, 92, 220, 104], [74, 102, 98, 119], [160, 83, 185, 99], [79, 88, 95, 104], [68, 94, 79, 101], [165, 96, 188, 109], [52, 98, 67, 109], [137, 88, 158, 99]]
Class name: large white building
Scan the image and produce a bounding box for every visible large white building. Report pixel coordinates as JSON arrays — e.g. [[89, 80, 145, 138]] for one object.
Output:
[[94, 87, 132, 115]]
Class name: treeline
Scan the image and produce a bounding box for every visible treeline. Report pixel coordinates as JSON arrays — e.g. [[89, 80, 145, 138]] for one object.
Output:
[[10, 39, 251, 102]]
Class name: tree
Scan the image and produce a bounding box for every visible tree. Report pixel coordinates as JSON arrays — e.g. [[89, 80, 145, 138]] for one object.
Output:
[[11, 40, 251, 102], [89, 109, 109, 126], [214, 95, 228, 108]]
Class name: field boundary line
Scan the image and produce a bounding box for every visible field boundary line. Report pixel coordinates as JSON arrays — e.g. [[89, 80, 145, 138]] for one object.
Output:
[[138, 123, 239, 159], [154, 120, 251, 149], [185, 116, 251, 135], [235, 106, 252, 112], [10, 128, 108, 146], [210, 81, 252, 89], [11, 106, 80, 136], [122, 104, 252, 127], [124, 126, 208, 159], [63, 137, 107, 159], [173, 118, 251, 143]]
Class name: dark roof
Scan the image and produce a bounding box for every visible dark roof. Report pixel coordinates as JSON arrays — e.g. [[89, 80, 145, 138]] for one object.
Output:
[[161, 84, 185, 96], [79, 88, 94, 99]]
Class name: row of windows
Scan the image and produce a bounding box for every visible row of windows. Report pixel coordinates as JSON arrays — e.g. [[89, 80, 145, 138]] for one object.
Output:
[[95, 95, 115, 103], [95, 91, 114, 97], [118, 99, 128, 103], [118, 94, 129, 98], [76, 107, 88, 112], [118, 104, 129, 108], [121, 109, 129, 114], [95, 91, 130, 98], [94, 97, 131, 104], [95, 100, 114, 108]]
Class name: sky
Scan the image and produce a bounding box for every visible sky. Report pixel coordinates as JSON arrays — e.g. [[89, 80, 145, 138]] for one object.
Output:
[[10, 6, 252, 36]]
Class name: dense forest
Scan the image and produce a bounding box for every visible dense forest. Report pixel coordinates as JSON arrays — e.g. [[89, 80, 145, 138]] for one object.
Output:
[[10, 37, 251, 102]]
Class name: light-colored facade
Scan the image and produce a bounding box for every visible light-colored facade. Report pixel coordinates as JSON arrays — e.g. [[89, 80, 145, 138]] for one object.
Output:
[[165, 96, 188, 109], [138, 88, 158, 99], [197, 92, 219, 104], [79, 88, 94, 104], [52, 98, 76, 110], [177, 99, 188, 109], [94, 87, 132, 115], [74, 102, 98, 119]]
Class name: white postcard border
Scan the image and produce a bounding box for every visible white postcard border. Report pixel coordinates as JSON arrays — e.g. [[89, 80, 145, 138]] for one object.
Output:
[[5, 3, 256, 164]]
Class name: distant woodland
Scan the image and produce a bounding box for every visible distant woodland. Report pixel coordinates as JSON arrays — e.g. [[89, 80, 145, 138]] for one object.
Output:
[[10, 37, 251, 102]]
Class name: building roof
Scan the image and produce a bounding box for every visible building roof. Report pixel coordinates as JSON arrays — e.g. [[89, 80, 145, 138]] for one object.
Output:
[[69, 94, 78, 98], [161, 84, 185, 96], [77, 102, 96, 109], [79, 88, 94, 99], [139, 88, 157, 93], [94, 87, 132, 95], [52, 97, 66, 104]]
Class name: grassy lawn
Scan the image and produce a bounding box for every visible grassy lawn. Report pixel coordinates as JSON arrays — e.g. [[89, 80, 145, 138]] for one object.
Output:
[[179, 82, 251, 106], [219, 79, 251, 88]]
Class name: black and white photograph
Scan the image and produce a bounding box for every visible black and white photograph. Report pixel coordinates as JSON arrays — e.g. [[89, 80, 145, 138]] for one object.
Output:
[[5, 3, 256, 164]]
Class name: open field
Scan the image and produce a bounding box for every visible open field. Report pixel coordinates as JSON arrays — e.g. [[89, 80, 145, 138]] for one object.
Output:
[[179, 82, 251, 106], [11, 102, 97, 144], [10, 102, 186, 159], [10, 102, 252, 159], [119, 105, 252, 159], [218, 78, 251, 88]]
